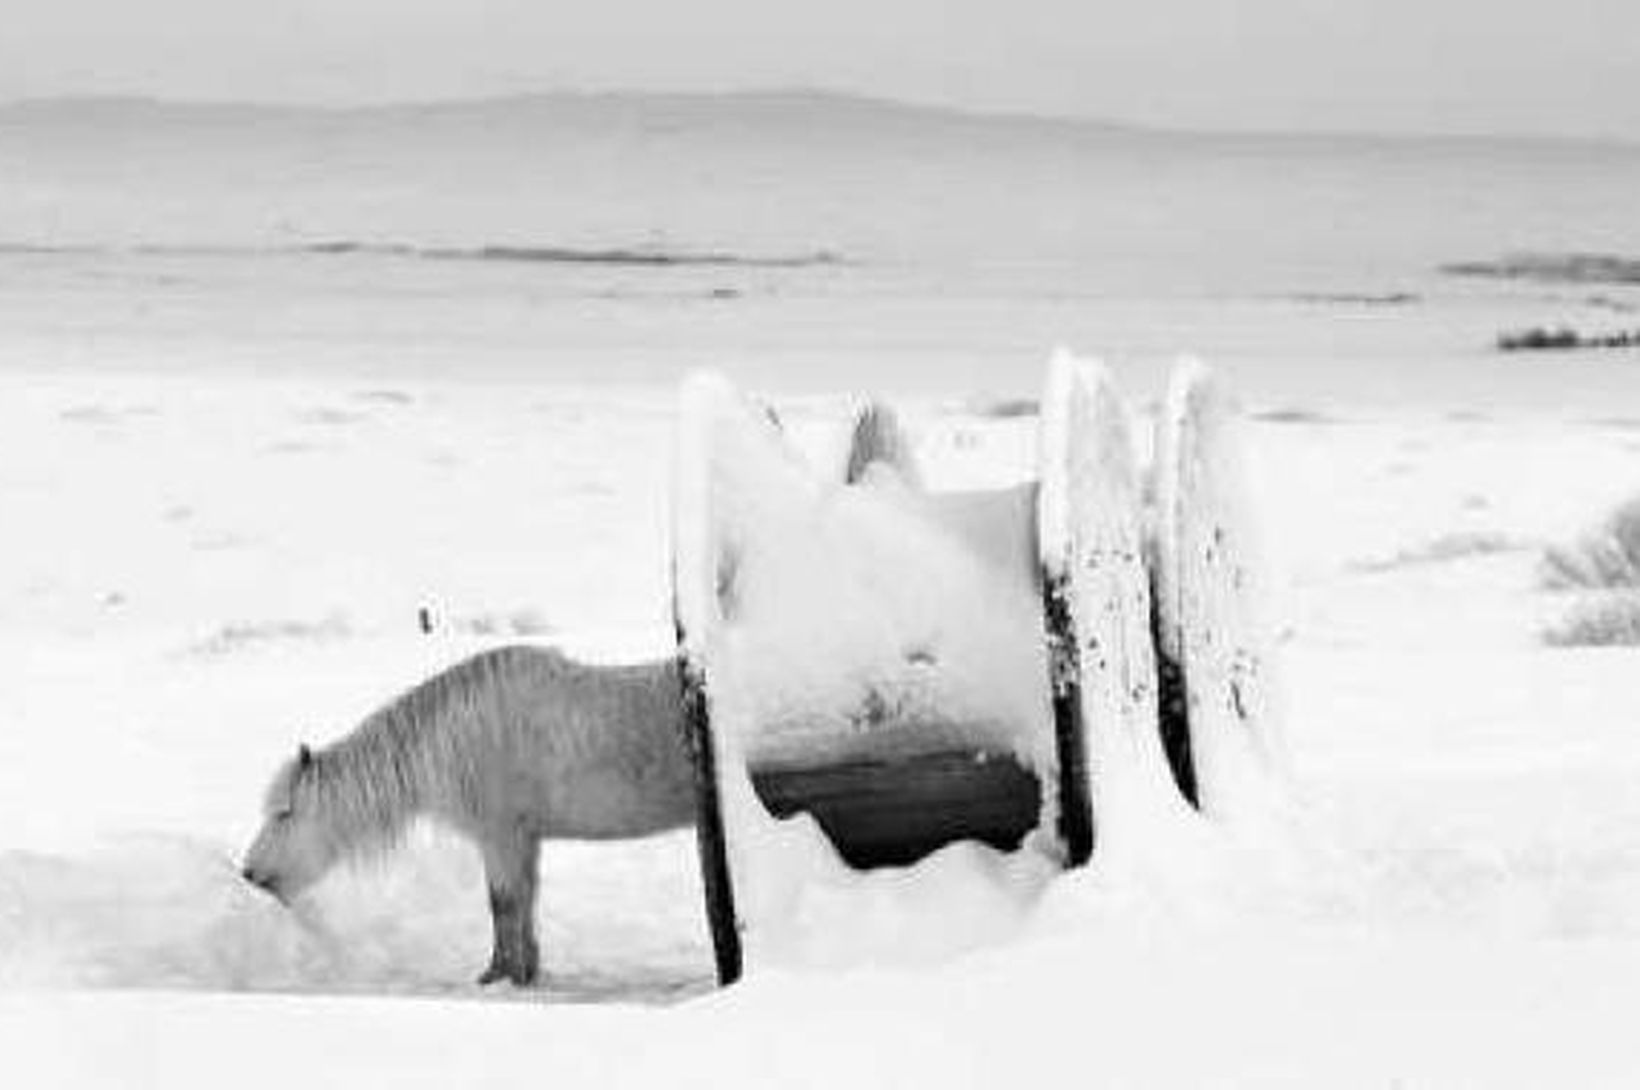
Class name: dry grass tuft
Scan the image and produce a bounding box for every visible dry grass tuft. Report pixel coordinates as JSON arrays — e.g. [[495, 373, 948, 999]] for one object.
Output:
[[1543, 594, 1640, 647], [1541, 495, 1640, 590]]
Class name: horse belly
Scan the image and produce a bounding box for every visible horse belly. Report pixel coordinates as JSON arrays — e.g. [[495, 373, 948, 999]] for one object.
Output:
[[538, 767, 680, 840]]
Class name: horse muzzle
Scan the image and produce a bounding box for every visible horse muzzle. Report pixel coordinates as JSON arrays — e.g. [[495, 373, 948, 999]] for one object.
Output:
[[241, 865, 286, 901]]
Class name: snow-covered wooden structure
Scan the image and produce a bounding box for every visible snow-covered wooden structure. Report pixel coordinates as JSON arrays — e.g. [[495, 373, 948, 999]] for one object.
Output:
[[672, 356, 1277, 985], [1150, 361, 1283, 815]]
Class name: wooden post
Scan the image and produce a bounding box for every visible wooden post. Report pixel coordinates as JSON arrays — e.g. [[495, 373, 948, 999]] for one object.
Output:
[[674, 640, 742, 986], [1042, 571, 1095, 866]]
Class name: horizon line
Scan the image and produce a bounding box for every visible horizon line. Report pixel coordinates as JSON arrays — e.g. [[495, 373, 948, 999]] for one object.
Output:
[[3, 85, 1636, 152]]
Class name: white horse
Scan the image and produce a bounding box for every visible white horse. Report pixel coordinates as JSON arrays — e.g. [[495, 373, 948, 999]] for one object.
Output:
[[241, 645, 695, 986]]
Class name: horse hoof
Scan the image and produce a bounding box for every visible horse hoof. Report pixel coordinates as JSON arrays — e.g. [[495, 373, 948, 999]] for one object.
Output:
[[477, 963, 537, 987]]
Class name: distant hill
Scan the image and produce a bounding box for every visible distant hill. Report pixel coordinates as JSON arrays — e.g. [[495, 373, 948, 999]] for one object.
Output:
[[2, 89, 1638, 291], [2, 89, 1632, 154], [0, 89, 1136, 137]]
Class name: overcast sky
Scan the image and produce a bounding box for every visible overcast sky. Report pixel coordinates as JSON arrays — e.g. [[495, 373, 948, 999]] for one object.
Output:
[[6, 0, 1638, 140]]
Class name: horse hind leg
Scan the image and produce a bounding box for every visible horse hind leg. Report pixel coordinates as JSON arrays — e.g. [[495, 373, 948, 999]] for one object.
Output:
[[477, 834, 541, 986]]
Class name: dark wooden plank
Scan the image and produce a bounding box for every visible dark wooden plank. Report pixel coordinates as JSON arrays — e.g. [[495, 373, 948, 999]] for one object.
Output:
[[1150, 570, 1198, 808], [1042, 570, 1095, 866], [749, 749, 1041, 870], [673, 645, 743, 986]]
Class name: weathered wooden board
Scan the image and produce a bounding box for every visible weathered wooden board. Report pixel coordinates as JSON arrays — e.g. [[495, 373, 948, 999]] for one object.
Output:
[[1150, 360, 1279, 817], [672, 373, 744, 986], [1037, 353, 1160, 856]]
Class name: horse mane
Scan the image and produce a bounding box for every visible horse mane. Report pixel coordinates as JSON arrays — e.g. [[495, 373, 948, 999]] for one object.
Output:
[[843, 401, 921, 488], [297, 646, 573, 863]]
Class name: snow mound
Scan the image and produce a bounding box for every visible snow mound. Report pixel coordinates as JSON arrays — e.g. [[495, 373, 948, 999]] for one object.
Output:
[[0, 827, 711, 1000], [0, 835, 326, 991]]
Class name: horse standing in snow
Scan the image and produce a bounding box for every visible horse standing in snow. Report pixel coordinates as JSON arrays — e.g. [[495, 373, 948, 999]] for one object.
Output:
[[240, 402, 915, 986], [240, 645, 695, 986]]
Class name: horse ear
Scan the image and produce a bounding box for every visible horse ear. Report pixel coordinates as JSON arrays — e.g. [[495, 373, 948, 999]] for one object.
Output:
[[298, 743, 314, 770]]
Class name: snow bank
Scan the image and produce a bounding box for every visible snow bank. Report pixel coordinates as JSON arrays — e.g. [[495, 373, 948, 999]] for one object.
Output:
[[0, 835, 326, 991], [0, 822, 709, 1000], [9, 898, 1638, 1089]]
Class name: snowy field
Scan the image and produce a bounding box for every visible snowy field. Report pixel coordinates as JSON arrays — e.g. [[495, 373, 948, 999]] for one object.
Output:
[[5, 97, 1640, 1085], [6, 344, 1640, 1083]]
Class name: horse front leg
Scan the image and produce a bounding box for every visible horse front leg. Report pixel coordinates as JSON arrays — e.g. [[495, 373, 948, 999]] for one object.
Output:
[[478, 834, 541, 986]]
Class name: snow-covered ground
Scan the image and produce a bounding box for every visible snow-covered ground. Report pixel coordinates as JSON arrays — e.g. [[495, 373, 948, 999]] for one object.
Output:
[[5, 345, 1640, 1083], [5, 96, 1640, 1085]]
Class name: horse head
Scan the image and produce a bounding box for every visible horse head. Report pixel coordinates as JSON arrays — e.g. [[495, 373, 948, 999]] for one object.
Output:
[[242, 743, 337, 900]]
